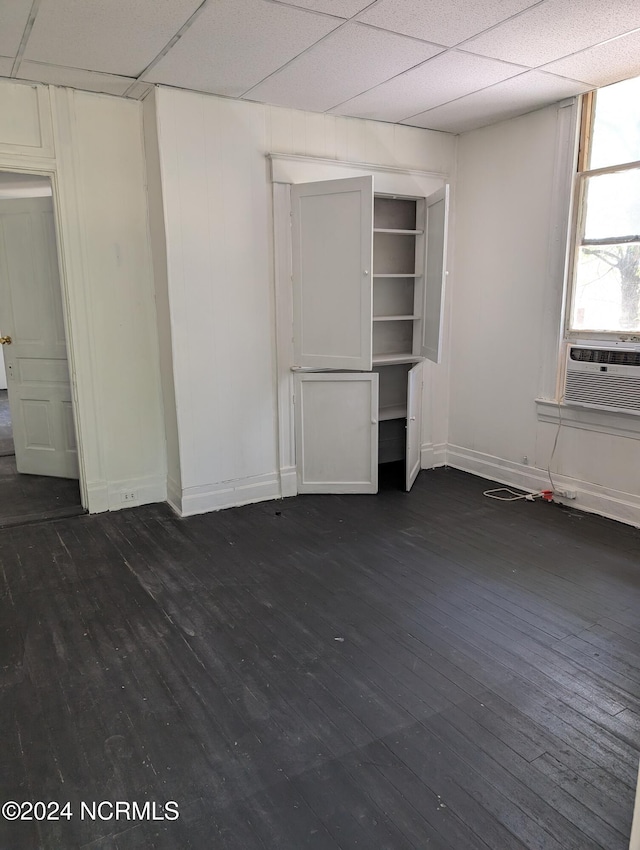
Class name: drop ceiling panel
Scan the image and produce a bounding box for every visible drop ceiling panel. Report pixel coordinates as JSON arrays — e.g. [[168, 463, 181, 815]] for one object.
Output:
[[356, 0, 541, 47], [246, 23, 442, 112], [331, 51, 526, 123], [405, 71, 590, 133], [24, 0, 204, 76], [541, 30, 640, 87], [0, 58, 13, 77], [464, 0, 640, 67], [0, 0, 33, 57], [277, 0, 373, 15], [18, 62, 134, 96], [146, 0, 343, 98]]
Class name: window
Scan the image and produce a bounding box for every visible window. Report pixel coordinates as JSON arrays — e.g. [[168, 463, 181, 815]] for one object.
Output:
[[569, 76, 640, 337]]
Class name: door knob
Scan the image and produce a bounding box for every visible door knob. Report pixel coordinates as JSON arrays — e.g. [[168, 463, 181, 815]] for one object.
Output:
[[0, 336, 12, 345]]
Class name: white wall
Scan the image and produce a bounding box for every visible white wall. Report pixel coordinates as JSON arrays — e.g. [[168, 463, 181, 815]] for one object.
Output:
[[449, 102, 640, 526], [150, 86, 456, 514], [0, 80, 166, 511]]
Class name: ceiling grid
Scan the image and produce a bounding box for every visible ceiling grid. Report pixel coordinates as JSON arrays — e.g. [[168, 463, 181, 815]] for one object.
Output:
[[0, 0, 638, 133]]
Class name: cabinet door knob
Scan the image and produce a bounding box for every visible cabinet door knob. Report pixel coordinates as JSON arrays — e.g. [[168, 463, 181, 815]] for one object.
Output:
[[363, 270, 369, 276], [410, 416, 416, 421]]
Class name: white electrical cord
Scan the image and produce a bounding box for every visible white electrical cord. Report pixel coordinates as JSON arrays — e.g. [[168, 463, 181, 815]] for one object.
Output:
[[547, 397, 563, 493], [483, 487, 547, 502]]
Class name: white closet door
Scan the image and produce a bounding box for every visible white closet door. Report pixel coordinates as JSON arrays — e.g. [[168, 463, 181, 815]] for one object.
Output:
[[292, 176, 373, 370], [0, 197, 78, 479], [421, 185, 449, 364], [294, 372, 378, 494], [405, 361, 423, 491]]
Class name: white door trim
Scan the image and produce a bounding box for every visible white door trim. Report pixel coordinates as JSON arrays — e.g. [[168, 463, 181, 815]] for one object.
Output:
[[0, 93, 96, 508]]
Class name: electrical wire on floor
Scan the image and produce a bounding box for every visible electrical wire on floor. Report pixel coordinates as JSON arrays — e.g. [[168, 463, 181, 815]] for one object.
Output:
[[483, 396, 564, 505], [483, 487, 552, 502]]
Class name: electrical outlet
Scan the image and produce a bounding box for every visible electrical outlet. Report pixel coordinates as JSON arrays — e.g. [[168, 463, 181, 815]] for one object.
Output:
[[121, 490, 137, 503]]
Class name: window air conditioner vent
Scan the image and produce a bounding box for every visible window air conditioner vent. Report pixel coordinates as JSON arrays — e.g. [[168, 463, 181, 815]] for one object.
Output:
[[565, 345, 640, 414]]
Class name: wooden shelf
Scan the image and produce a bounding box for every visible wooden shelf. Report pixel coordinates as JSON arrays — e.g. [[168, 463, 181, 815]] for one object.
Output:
[[374, 228, 423, 235], [373, 273, 420, 279], [379, 404, 407, 421], [372, 353, 423, 365], [373, 315, 418, 322]]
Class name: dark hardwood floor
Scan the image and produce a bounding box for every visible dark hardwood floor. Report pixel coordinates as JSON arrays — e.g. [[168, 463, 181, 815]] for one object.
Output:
[[0, 455, 83, 528], [1, 467, 639, 849]]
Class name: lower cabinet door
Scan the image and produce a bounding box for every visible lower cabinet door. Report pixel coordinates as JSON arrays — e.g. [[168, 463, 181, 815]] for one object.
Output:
[[405, 361, 424, 492], [294, 371, 379, 494]]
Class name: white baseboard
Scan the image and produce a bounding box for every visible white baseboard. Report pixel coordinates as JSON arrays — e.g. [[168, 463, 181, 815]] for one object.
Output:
[[280, 466, 297, 498], [107, 474, 167, 512], [446, 444, 640, 528], [85, 479, 109, 514], [167, 476, 182, 515], [179, 472, 281, 517], [420, 441, 447, 469], [86, 474, 167, 513]]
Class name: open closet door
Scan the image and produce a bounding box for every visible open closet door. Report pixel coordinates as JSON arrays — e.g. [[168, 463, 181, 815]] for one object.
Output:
[[421, 185, 449, 364], [405, 361, 423, 491], [294, 372, 378, 494], [292, 176, 373, 371]]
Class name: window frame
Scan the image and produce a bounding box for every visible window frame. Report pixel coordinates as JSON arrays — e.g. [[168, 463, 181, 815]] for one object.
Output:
[[566, 89, 640, 345]]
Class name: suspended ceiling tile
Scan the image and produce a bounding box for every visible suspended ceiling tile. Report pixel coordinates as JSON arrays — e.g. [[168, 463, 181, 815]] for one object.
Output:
[[246, 23, 442, 112], [24, 0, 203, 77], [275, 0, 373, 15], [356, 0, 541, 47], [464, 0, 640, 67], [146, 0, 343, 97], [331, 50, 526, 123], [17, 62, 134, 96], [404, 71, 590, 134], [0, 0, 33, 57], [541, 30, 640, 87], [0, 58, 14, 77]]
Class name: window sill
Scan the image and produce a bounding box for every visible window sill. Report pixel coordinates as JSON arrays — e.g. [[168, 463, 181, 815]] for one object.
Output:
[[536, 398, 640, 440]]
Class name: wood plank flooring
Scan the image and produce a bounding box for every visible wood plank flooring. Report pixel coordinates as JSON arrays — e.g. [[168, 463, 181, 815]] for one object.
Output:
[[0, 455, 83, 528], [1, 467, 639, 849]]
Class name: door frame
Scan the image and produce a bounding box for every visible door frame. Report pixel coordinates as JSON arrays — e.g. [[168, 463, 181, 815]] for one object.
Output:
[[0, 161, 88, 507], [269, 153, 447, 500]]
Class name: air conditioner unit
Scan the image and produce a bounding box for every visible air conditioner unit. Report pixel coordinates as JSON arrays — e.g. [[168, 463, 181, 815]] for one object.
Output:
[[564, 344, 640, 414]]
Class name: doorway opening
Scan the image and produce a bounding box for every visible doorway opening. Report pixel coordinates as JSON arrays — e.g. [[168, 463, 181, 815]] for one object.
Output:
[[0, 170, 84, 527]]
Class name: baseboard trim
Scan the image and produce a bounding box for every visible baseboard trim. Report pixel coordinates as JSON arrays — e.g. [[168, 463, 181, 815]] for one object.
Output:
[[179, 472, 281, 517], [106, 474, 167, 512], [446, 444, 640, 528], [280, 466, 297, 498], [167, 476, 182, 515], [421, 442, 447, 469]]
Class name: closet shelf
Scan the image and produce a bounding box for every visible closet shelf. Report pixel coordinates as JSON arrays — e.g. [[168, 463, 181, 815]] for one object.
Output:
[[372, 353, 423, 365], [373, 228, 423, 235], [373, 273, 420, 279], [379, 404, 407, 421], [373, 315, 418, 322]]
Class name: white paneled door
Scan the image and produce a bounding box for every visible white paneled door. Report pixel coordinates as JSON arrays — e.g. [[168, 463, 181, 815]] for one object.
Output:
[[405, 361, 423, 491], [422, 185, 449, 364], [294, 371, 378, 494], [0, 197, 78, 479], [291, 175, 373, 371]]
